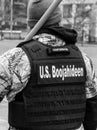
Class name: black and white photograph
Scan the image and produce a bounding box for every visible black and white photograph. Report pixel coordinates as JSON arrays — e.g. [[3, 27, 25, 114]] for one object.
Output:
[[0, 0, 97, 130]]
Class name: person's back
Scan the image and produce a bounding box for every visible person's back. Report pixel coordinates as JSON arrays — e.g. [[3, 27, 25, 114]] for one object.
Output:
[[7, 27, 97, 130], [0, 0, 96, 130], [9, 32, 86, 130]]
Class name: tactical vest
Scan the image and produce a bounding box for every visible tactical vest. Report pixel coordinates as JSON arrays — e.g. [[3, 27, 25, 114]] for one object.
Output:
[[8, 39, 86, 130]]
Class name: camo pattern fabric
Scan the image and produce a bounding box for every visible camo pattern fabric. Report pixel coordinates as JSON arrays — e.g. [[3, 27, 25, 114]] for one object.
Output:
[[0, 34, 96, 130]]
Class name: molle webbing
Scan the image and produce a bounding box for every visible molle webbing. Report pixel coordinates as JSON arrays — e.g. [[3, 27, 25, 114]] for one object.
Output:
[[9, 40, 86, 130], [9, 84, 86, 130], [24, 84, 86, 130]]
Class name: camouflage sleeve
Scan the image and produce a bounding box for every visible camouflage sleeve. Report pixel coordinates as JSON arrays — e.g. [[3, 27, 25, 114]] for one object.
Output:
[[82, 52, 97, 98], [82, 52, 97, 129], [0, 47, 31, 102]]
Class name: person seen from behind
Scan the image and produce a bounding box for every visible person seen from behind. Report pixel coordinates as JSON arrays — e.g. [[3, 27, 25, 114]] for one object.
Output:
[[0, 0, 97, 130]]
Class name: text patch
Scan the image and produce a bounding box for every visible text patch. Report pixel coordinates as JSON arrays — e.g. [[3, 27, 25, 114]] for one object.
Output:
[[37, 62, 85, 84]]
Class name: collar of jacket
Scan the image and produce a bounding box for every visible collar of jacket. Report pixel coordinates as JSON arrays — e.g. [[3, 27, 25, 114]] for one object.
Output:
[[37, 25, 77, 44]]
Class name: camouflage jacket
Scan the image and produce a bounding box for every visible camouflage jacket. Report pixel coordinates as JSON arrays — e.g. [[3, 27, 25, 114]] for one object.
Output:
[[0, 33, 97, 130]]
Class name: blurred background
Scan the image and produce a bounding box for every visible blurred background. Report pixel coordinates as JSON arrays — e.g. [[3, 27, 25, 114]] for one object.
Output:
[[0, 0, 97, 130], [0, 0, 97, 44]]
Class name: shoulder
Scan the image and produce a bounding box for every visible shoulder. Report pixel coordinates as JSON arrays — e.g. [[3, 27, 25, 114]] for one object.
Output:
[[81, 51, 93, 71], [1, 47, 26, 58], [1, 47, 24, 57], [0, 47, 29, 66]]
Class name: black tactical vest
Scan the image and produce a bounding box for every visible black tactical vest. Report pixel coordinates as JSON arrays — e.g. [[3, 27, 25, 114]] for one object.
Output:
[[8, 39, 86, 130]]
